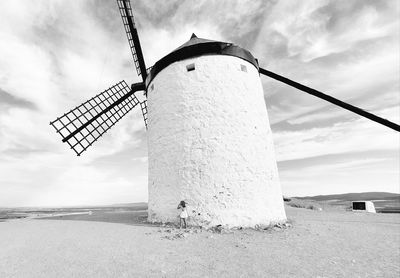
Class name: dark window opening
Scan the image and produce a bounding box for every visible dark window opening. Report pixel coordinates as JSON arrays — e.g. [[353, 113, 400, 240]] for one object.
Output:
[[353, 202, 366, 210], [186, 63, 195, 72]]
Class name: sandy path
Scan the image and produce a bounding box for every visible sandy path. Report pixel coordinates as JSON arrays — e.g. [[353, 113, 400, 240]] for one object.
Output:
[[0, 207, 399, 278]]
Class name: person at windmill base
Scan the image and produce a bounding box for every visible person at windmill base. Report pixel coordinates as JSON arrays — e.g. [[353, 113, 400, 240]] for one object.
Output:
[[177, 200, 188, 229]]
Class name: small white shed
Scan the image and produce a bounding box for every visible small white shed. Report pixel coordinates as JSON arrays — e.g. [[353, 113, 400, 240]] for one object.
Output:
[[352, 201, 376, 213]]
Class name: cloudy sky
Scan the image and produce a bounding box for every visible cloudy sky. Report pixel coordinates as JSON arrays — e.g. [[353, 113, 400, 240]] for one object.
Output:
[[0, 0, 398, 207]]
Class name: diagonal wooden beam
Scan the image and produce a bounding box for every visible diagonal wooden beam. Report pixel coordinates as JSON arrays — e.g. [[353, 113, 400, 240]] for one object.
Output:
[[259, 67, 400, 132]]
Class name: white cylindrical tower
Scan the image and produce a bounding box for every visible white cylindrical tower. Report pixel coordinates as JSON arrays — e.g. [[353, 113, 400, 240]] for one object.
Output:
[[146, 35, 286, 227]]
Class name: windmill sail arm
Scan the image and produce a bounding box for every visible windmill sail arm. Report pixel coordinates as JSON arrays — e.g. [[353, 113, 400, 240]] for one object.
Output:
[[117, 0, 147, 82], [50, 81, 145, 156], [259, 67, 400, 132], [61, 82, 145, 142], [140, 100, 148, 129]]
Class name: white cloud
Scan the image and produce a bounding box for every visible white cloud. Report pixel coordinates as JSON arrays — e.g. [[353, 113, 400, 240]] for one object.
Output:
[[0, 152, 148, 207], [274, 106, 399, 161], [262, 0, 397, 62]]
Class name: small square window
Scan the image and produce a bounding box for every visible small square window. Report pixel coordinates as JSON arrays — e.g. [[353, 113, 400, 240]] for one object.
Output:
[[240, 64, 247, 72], [186, 63, 195, 72]]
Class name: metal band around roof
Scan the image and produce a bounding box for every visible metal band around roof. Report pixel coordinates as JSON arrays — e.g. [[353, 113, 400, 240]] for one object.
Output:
[[146, 34, 259, 88]]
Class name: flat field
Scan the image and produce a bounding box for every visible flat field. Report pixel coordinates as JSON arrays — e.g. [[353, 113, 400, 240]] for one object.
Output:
[[0, 206, 399, 277]]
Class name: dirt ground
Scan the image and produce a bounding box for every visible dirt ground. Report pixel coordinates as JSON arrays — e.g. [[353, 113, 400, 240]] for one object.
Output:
[[0, 206, 399, 278]]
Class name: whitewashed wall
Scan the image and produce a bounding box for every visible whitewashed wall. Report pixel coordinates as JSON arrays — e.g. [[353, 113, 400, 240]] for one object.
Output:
[[147, 55, 286, 227]]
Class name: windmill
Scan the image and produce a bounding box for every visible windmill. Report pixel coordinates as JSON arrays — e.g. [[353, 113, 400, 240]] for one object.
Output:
[[50, 0, 400, 227]]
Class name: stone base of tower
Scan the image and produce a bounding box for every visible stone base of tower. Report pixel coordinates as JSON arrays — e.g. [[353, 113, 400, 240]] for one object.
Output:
[[147, 173, 287, 228], [148, 203, 287, 228]]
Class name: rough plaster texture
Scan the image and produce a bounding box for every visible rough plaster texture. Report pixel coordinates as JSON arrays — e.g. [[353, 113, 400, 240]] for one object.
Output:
[[147, 55, 286, 227]]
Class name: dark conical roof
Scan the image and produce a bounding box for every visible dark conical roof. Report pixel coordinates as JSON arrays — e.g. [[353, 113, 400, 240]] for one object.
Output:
[[172, 33, 219, 52], [146, 34, 259, 86]]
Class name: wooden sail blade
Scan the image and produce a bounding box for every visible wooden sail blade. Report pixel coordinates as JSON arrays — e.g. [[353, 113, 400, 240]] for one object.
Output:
[[259, 67, 400, 132], [117, 0, 147, 81], [50, 81, 144, 156]]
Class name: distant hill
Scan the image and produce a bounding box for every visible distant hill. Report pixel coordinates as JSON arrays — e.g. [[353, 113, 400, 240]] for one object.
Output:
[[108, 202, 147, 208], [295, 192, 400, 202]]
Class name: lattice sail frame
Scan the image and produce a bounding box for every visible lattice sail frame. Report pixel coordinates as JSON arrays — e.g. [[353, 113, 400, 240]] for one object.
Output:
[[140, 100, 148, 129], [50, 81, 140, 156], [117, 0, 142, 77]]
